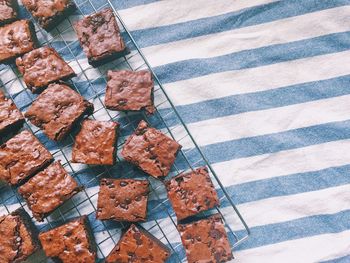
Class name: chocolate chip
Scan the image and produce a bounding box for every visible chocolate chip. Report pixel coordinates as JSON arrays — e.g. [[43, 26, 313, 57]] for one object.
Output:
[[135, 196, 142, 202], [133, 232, 141, 240], [120, 203, 128, 209], [210, 229, 223, 240], [120, 181, 128, 187], [118, 99, 127, 106], [32, 149, 40, 159], [192, 196, 197, 203], [214, 251, 222, 262], [125, 198, 131, 204], [65, 229, 73, 237]]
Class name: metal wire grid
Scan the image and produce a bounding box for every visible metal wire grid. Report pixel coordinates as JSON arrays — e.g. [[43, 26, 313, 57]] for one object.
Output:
[[0, 0, 250, 262]]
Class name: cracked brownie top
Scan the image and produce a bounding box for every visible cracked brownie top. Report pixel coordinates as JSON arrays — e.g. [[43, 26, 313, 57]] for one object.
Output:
[[0, 130, 53, 185], [122, 120, 181, 179]]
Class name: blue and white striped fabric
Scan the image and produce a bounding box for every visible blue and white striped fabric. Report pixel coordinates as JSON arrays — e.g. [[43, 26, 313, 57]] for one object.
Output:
[[115, 0, 350, 262], [2, 0, 350, 262]]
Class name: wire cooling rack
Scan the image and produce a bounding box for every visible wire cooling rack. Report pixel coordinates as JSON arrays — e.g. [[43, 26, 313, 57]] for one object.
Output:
[[0, 0, 250, 262]]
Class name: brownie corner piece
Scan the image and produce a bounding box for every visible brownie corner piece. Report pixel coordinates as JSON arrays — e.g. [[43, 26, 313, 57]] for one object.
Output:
[[122, 120, 181, 179], [0, 20, 37, 63], [0, 0, 19, 25], [21, 0, 76, 31], [74, 8, 126, 66], [106, 224, 170, 263], [0, 89, 24, 135], [166, 166, 219, 221], [72, 119, 119, 165], [39, 216, 96, 262], [15, 46, 75, 93], [18, 161, 83, 221], [97, 178, 149, 222], [25, 82, 94, 141], [177, 214, 233, 263], [0, 208, 40, 263], [105, 70, 155, 114], [0, 130, 53, 185]]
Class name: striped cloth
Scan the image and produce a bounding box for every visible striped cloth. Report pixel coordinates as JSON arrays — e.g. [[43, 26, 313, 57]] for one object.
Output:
[[1, 0, 349, 262], [115, 0, 350, 262]]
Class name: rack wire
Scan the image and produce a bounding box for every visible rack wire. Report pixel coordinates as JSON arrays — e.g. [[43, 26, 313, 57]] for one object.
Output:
[[0, 0, 250, 262]]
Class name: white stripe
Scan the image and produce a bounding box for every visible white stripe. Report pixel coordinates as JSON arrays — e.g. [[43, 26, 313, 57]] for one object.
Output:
[[189, 94, 350, 146], [118, 0, 277, 31], [237, 185, 350, 228], [213, 139, 350, 186], [235, 230, 350, 263], [164, 50, 350, 106], [144, 6, 350, 67]]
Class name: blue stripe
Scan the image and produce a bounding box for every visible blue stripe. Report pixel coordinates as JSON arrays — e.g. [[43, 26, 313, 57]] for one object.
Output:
[[322, 255, 350, 263], [132, 0, 350, 48], [15, 75, 350, 130], [154, 31, 350, 83], [201, 119, 350, 163], [4, 161, 350, 209], [35, 206, 350, 252], [74, 0, 158, 11], [236, 209, 350, 250], [166, 75, 350, 124], [111, 0, 158, 10], [231, 164, 350, 205]]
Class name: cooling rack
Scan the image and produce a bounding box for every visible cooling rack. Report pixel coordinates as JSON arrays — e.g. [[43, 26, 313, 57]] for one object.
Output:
[[0, 0, 250, 262]]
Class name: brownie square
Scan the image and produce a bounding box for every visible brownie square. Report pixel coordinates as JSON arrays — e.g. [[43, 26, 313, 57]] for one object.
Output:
[[166, 167, 220, 221], [16, 46, 76, 93], [0, 208, 40, 263], [18, 161, 83, 222], [177, 214, 233, 263], [0, 90, 24, 135], [97, 178, 149, 222], [105, 70, 155, 114], [0, 130, 53, 185], [74, 8, 126, 66], [106, 224, 170, 263], [122, 120, 181, 179], [25, 82, 94, 141], [72, 119, 119, 165], [0, 0, 18, 25], [39, 216, 96, 263], [0, 20, 37, 63], [22, 0, 75, 31]]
